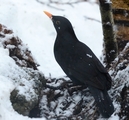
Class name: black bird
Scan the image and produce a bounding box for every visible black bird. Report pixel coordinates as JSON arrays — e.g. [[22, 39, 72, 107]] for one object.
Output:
[[44, 11, 114, 118]]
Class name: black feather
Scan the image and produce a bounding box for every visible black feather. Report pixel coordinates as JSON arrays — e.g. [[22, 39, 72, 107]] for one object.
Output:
[[89, 86, 114, 118], [47, 14, 114, 118]]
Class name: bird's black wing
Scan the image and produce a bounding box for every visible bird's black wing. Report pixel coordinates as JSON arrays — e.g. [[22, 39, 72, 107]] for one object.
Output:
[[68, 41, 112, 90]]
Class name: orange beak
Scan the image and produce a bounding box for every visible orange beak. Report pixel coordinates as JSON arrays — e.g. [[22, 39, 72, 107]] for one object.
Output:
[[44, 11, 52, 19]]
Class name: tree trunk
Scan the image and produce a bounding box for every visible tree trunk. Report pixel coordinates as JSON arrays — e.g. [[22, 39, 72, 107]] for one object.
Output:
[[99, 0, 118, 68]]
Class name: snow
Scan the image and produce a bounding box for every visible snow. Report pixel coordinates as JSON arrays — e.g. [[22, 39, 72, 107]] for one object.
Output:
[[105, 0, 112, 4], [0, 77, 44, 120], [0, 47, 46, 120], [0, 0, 103, 78], [0, 0, 119, 120]]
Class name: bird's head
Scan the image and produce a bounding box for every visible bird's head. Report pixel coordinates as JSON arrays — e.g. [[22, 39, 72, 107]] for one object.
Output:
[[44, 11, 75, 35]]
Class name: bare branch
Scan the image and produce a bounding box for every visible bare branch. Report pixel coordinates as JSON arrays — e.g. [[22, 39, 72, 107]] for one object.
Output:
[[36, 0, 88, 10], [84, 16, 101, 23]]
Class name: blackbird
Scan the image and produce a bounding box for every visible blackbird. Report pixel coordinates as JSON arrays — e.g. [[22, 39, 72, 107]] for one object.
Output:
[[44, 11, 114, 118]]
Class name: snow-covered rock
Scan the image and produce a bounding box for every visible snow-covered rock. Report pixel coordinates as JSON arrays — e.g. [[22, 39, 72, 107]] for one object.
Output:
[[109, 43, 129, 120], [0, 24, 46, 117]]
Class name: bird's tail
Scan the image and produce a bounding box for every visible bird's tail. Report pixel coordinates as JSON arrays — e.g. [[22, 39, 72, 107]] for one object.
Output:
[[88, 86, 114, 118]]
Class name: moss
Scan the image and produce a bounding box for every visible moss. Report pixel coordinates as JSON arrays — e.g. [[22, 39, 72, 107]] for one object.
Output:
[[123, 0, 129, 6], [117, 26, 129, 40], [114, 14, 129, 21], [112, 0, 129, 9]]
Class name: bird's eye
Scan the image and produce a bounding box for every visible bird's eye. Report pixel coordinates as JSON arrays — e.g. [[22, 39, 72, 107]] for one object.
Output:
[[56, 21, 60, 25]]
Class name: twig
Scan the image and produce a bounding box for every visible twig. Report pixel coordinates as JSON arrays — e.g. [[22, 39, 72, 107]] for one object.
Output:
[[36, 0, 45, 5], [84, 16, 101, 23], [36, 0, 88, 10], [49, 0, 87, 5], [47, 4, 65, 11]]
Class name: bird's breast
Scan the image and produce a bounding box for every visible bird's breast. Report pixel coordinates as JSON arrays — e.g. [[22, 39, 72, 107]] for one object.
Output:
[[54, 40, 79, 66]]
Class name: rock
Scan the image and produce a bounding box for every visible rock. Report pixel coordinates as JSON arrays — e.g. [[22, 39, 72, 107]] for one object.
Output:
[[10, 69, 46, 116], [0, 24, 46, 116], [109, 43, 129, 119], [0, 24, 39, 70], [39, 78, 99, 120]]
